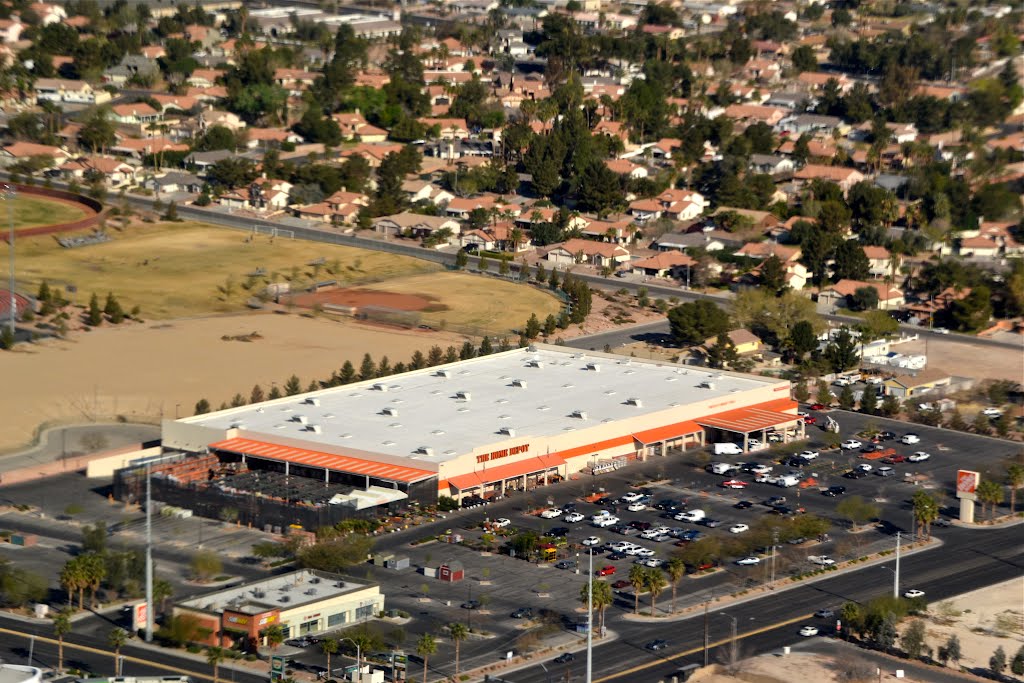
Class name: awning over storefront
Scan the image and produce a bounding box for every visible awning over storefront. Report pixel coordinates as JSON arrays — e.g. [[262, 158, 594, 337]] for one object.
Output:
[[632, 420, 703, 445], [695, 401, 800, 434], [210, 437, 436, 484], [447, 454, 567, 491]]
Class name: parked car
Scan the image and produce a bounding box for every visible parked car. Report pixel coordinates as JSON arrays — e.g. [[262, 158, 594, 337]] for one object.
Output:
[[735, 556, 761, 566], [876, 466, 896, 477], [982, 407, 1003, 417], [841, 440, 863, 450], [676, 510, 706, 522], [765, 496, 786, 507], [582, 536, 601, 546], [799, 626, 819, 637], [822, 486, 846, 497], [809, 403, 828, 410], [881, 455, 907, 464], [511, 607, 533, 619], [491, 517, 511, 528], [547, 527, 569, 538], [904, 589, 925, 599], [540, 508, 562, 519], [627, 501, 647, 512], [729, 524, 749, 534], [808, 555, 835, 566], [843, 469, 868, 479], [564, 512, 584, 523], [698, 518, 722, 528], [877, 431, 897, 441], [555, 560, 575, 570], [799, 450, 820, 460], [461, 600, 481, 609], [286, 638, 312, 648], [720, 479, 748, 489], [612, 579, 631, 589], [908, 451, 931, 462], [734, 500, 753, 510], [596, 565, 617, 576], [561, 503, 577, 513], [654, 499, 683, 511], [901, 433, 921, 445]]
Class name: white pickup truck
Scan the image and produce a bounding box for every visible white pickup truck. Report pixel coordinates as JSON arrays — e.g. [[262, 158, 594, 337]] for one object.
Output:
[[808, 555, 836, 566]]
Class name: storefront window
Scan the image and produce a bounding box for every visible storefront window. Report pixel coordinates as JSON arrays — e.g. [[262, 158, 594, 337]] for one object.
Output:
[[299, 619, 320, 635], [327, 612, 347, 627], [355, 605, 375, 620]]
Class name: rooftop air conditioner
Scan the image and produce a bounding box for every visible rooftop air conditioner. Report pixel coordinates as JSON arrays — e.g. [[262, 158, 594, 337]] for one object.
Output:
[[528, 359, 544, 368], [417, 446, 435, 456], [304, 588, 316, 595], [512, 379, 527, 388], [373, 383, 388, 392], [699, 381, 715, 390], [294, 415, 308, 425], [304, 397, 320, 407], [456, 391, 472, 401], [571, 410, 588, 420], [382, 407, 398, 417], [586, 363, 601, 372], [279, 596, 290, 603], [436, 369, 452, 378], [499, 427, 516, 437], [308, 424, 322, 434], [626, 398, 643, 407]]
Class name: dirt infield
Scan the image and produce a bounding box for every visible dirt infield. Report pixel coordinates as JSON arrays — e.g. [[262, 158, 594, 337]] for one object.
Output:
[[0, 312, 469, 454], [289, 288, 437, 312]]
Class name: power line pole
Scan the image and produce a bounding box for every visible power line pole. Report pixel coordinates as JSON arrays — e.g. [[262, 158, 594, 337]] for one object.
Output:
[[893, 531, 901, 599], [586, 548, 593, 683], [770, 529, 779, 587], [703, 598, 710, 667], [145, 463, 154, 642]]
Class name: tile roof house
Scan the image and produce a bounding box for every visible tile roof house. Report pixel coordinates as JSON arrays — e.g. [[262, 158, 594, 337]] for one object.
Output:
[[373, 212, 461, 238], [58, 156, 138, 187], [604, 158, 648, 179], [629, 250, 696, 279], [723, 104, 786, 127], [34, 78, 109, 105], [111, 102, 161, 125], [863, 245, 899, 279], [0, 142, 67, 168], [544, 238, 630, 267], [819, 279, 905, 311], [793, 165, 865, 194]]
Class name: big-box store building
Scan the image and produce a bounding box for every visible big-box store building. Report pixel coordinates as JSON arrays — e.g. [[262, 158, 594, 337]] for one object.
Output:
[[131, 345, 802, 529]]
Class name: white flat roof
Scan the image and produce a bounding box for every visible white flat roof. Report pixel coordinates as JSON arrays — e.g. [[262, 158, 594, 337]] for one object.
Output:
[[187, 346, 779, 463], [178, 570, 372, 615]]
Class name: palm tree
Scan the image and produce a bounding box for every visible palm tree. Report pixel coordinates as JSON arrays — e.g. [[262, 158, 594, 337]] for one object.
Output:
[[59, 558, 86, 610], [665, 557, 686, 613], [911, 490, 939, 539], [416, 632, 437, 683], [206, 646, 226, 683], [108, 627, 130, 675], [1005, 464, 1024, 514], [628, 565, 647, 614], [154, 578, 173, 615], [83, 554, 106, 608], [263, 624, 285, 649], [645, 568, 667, 616], [578, 580, 614, 634], [53, 609, 72, 673], [976, 480, 1003, 521], [448, 622, 469, 676], [320, 638, 338, 678]]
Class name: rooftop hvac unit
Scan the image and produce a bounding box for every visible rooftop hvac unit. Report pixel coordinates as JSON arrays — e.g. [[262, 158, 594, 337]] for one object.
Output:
[[586, 362, 601, 372], [279, 596, 290, 603], [229, 422, 245, 429], [528, 359, 544, 368], [310, 577, 320, 584], [512, 379, 527, 388], [382, 407, 399, 417], [456, 391, 472, 401], [308, 424, 322, 434], [336, 582, 345, 588], [436, 369, 452, 378], [294, 415, 309, 425], [417, 446, 435, 456], [253, 590, 265, 598], [571, 410, 588, 420], [304, 397, 320, 407], [372, 383, 389, 392], [626, 398, 643, 407], [699, 381, 716, 390], [304, 588, 316, 595], [499, 427, 516, 437]]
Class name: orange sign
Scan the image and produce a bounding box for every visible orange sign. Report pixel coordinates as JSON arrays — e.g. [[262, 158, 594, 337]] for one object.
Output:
[[956, 470, 979, 495], [476, 443, 530, 464]]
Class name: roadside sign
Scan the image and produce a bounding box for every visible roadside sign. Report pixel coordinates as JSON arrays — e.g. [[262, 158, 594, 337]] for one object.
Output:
[[956, 470, 979, 496], [270, 655, 286, 681]]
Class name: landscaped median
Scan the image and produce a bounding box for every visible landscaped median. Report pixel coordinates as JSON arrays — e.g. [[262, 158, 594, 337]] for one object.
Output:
[[621, 535, 941, 623]]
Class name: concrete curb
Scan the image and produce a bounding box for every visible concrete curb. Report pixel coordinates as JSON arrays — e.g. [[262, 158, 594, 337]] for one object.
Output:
[[621, 537, 942, 624], [460, 629, 620, 683]]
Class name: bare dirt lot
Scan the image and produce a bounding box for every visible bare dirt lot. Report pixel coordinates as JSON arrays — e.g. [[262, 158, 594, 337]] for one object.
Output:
[[289, 288, 435, 312], [0, 313, 468, 454], [899, 336, 1024, 382]]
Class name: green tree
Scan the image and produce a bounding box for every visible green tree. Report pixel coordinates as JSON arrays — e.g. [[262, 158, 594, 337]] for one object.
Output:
[[108, 627, 130, 675], [455, 249, 468, 270], [912, 490, 939, 539], [53, 609, 72, 671], [263, 623, 285, 649], [284, 375, 302, 396], [628, 565, 647, 614], [478, 336, 493, 356], [416, 632, 437, 683], [206, 646, 226, 683], [901, 619, 925, 659], [359, 353, 376, 381], [0, 559, 47, 607], [944, 634, 962, 668], [1010, 645, 1024, 675], [706, 332, 739, 370], [320, 638, 338, 677], [665, 557, 686, 613], [791, 45, 817, 73], [190, 550, 222, 581], [644, 568, 667, 616], [78, 107, 117, 154], [87, 293, 103, 326], [837, 385, 855, 410], [524, 313, 541, 340], [824, 328, 859, 372], [815, 380, 833, 407], [833, 241, 870, 281], [668, 300, 731, 345], [859, 387, 878, 415], [976, 480, 1003, 520], [578, 578, 613, 633], [788, 320, 818, 359], [448, 622, 468, 676], [1005, 464, 1024, 514], [836, 495, 879, 531], [850, 286, 879, 311], [194, 399, 211, 415], [297, 535, 374, 572], [759, 255, 787, 294], [991, 646, 1007, 676]]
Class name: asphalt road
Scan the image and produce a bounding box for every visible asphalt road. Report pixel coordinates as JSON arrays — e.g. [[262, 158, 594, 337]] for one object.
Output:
[[505, 523, 1024, 683]]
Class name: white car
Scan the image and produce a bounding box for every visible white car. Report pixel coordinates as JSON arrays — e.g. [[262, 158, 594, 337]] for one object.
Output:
[[729, 524, 750, 534], [901, 434, 921, 445], [540, 508, 562, 519], [677, 510, 706, 522], [908, 451, 931, 462], [865, 376, 884, 385], [856, 463, 872, 472], [582, 536, 601, 546], [982, 407, 1003, 417], [799, 450, 820, 460], [834, 377, 853, 387], [747, 439, 763, 449], [841, 440, 862, 450], [621, 492, 644, 503], [593, 515, 619, 528], [808, 555, 836, 566], [591, 510, 611, 521], [635, 547, 656, 557], [721, 480, 748, 489], [627, 501, 647, 512], [749, 463, 773, 475], [799, 625, 819, 637], [904, 589, 925, 599], [564, 512, 585, 523], [492, 518, 511, 528], [735, 556, 761, 566], [625, 545, 645, 556], [636, 557, 662, 568]]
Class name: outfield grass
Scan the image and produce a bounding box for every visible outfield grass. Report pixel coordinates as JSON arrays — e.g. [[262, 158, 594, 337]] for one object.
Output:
[[15, 221, 441, 319], [370, 272, 563, 335], [5, 195, 91, 230]]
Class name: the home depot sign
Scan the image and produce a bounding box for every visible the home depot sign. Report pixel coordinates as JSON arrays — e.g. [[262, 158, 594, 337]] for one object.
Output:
[[476, 444, 530, 464]]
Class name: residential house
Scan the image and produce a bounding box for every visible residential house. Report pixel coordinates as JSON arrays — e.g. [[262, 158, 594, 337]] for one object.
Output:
[[184, 24, 221, 50], [401, 180, 454, 206], [592, 120, 631, 148], [0, 142, 66, 169], [701, 329, 763, 356], [28, 2, 66, 25], [515, 207, 585, 231], [0, 17, 22, 43], [749, 154, 794, 175], [797, 72, 852, 93], [187, 69, 224, 89], [103, 55, 160, 86], [151, 94, 199, 114], [819, 279, 905, 311], [273, 68, 317, 95], [544, 238, 630, 268], [34, 78, 109, 105], [604, 158, 648, 179], [629, 251, 696, 279], [373, 212, 461, 238], [655, 229, 730, 252], [863, 245, 899, 279], [58, 156, 138, 187], [460, 222, 529, 253], [776, 114, 843, 136], [199, 109, 245, 132], [420, 117, 470, 141], [110, 137, 189, 160], [245, 128, 303, 149], [342, 143, 404, 167], [111, 103, 161, 126], [713, 208, 780, 231], [333, 112, 389, 143], [723, 104, 786, 127], [883, 368, 953, 400], [957, 221, 1022, 258], [793, 165, 865, 195], [187, 149, 234, 170], [581, 218, 638, 244], [143, 172, 203, 195]]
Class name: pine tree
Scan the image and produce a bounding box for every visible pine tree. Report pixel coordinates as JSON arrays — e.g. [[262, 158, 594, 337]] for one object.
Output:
[[250, 385, 265, 404], [163, 201, 179, 221], [534, 262, 546, 282], [377, 356, 392, 376], [0, 327, 13, 350], [307, 380, 319, 392], [359, 353, 376, 381], [87, 293, 103, 326], [427, 345, 444, 366], [478, 253, 489, 272], [455, 249, 468, 270], [459, 341, 476, 360], [37, 281, 51, 303], [499, 256, 510, 276], [284, 375, 302, 395], [479, 336, 493, 355], [338, 360, 357, 384], [104, 293, 125, 324], [410, 350, 426, 369], [230, 393, 246, 407], [392, 362, 407, 374], [194, 399, 211, 415], [444, 346, 459, 363], [990, 646, 1007, 676], [815, 380, 832, 406], [525, 313, 541, 339], [859, 387, 878, 415], [549, 268, 560, 289], [793, 382, 810, 404], [267, 386, 282, 400], [838, 384, 856, 410], [543, 314, 557, 337]]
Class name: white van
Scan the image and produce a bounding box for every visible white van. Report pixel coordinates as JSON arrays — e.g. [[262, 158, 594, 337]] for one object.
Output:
[[713, 442, 743, 456], [776, 474, 800, 488], [710, 462, 739, 475]]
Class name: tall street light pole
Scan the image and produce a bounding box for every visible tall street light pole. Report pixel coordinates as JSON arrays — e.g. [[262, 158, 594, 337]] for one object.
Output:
[[586, 547, 593, 683], [145, 463, 154, 642], [2, 184, 16, 338], [339, 637, 362, 682]]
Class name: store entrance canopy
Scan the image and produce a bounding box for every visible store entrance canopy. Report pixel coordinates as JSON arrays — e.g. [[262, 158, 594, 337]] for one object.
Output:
[[447, 454, 566, 491]]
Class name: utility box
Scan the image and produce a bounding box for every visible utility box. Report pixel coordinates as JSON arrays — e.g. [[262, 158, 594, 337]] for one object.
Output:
[[10, 533, 37, 547], [438, 561, 464, 582], [385, 556, 409, 570]]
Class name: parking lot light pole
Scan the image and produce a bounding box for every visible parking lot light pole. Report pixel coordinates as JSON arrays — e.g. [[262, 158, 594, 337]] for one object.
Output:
[[586, 547, 593, 683], [2, 184, 17, 337], [338, 637, 361, 682], [894, 531, 901, 598]]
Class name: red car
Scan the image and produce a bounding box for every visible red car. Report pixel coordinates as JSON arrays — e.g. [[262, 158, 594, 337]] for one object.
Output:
[[612, 579, 630, 589], [802, 415, 817, 425], [809, 403, 827, 411], [882, 454, 907, 464], [596, 565, 617, 576], [720, 479, 748, 489]]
